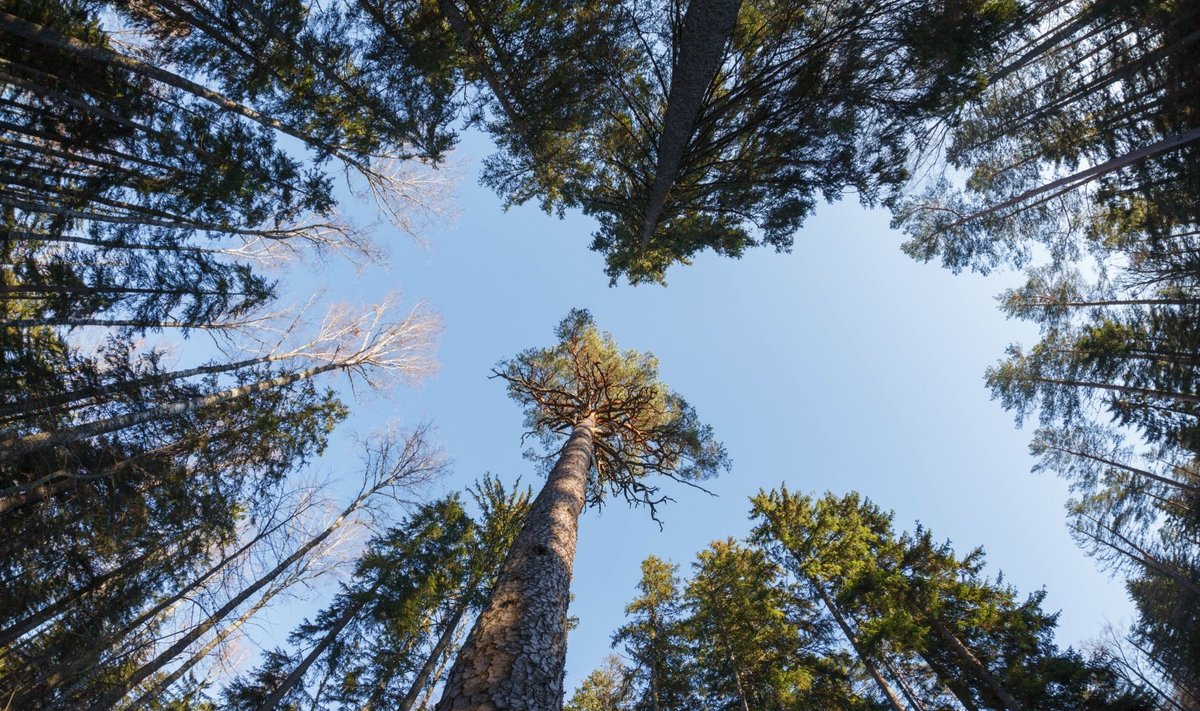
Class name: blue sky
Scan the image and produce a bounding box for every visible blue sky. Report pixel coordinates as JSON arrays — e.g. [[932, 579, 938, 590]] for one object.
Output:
[[273, 129, 1134, 694]]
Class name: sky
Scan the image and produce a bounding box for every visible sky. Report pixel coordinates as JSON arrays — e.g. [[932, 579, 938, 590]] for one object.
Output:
[[267, 128, 1135, 695]]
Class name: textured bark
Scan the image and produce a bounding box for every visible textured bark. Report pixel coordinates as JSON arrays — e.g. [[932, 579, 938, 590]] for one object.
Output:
[[435, 417, 595, 711], [813, 583, 906, 711], [638, 0, 743, 248], [930, 619, 1024, 711]]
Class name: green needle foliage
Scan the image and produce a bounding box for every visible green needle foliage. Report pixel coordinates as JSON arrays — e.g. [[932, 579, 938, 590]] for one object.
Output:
[[495, 308, 729, 516]]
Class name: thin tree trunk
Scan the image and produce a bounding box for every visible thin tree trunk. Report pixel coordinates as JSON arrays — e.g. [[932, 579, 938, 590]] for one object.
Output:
[[417, 623, 466, 710], [1043, 443, 1200, 495], [86, 480, 371, 709], [1077, 515, 1200, 596], [639, 0, 743, 249], [0, 316, 261, 331], [0, 353, 280, 419], [45, 512, 300, 688], [812, 582, 906, 711], [125, 584, 280, 707], [435, 416, 595, 711], [943, 124, 1200, 231], [929, 618, 1024, 711], [1031, 374, 1200, 406], [728, 652, 751, 711], [400, 599, 470, 711], [0, 11, 369, 173], [255, 587, 377, 710], [0, 547, 161, 649], [0, 363, 340, 462], [878, 652, 928, 711]]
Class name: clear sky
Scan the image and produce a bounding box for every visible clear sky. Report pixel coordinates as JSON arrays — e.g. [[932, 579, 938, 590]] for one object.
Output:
[[269, 128, 1134, 694]]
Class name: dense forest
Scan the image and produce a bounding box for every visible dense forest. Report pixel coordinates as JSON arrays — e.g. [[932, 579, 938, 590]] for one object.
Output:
[[0, 0, 1196, 708]]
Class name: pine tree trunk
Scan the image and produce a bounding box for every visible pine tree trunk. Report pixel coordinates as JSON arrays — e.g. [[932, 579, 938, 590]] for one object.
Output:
[[929, 618, 1024, 711], [638, 0, 743, 249], [435, 416, 595, 711], [812, 582, 906, 711]]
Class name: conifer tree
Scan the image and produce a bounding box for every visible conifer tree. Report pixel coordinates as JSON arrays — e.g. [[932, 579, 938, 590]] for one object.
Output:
[[435, 308, 727, 711], [612, 556, 695, 711]]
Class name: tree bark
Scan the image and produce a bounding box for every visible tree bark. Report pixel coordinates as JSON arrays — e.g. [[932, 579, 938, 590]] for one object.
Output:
[[435, 416, 595, 711], [638, 0, 743, 249]]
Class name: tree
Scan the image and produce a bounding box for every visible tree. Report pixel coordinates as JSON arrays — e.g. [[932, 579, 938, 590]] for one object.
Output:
[[473, 0, 1021, 284], [565, 655, 634, 711], [752, 487, 1157, 711], [435, 308, 727, 711], [686, 538, 864, 711], [81, 424, 447, 709], [611, 556, 695, 711]]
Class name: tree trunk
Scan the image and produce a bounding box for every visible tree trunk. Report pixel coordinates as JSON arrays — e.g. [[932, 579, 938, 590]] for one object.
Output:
[[0, 547, 161, 649], [400, 600, 469, 711], [638, 0, 743, 249], [929, 618, 1024, 711], [417, 623, 467, 710], [812, 582, 906, 711], [255, 587, 376, 710], [124, 583, 280, 707], [0, 363, 340, 462], [878, 652, 928, 711], [1044, 443, 1200, 495], [0, 10, 368, 173], [87, 483, 367, 710], [944, 124, 1200, 231], [43, 512, 299, 689], [727, 652, 751, 711], [435, 416, 595, 711], [0, 354, 278, 420]]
